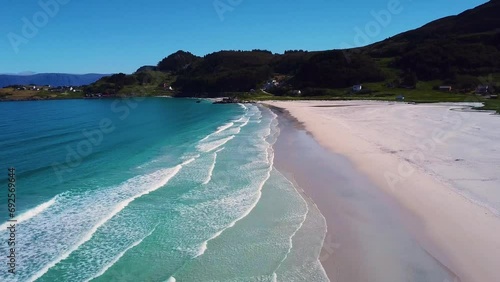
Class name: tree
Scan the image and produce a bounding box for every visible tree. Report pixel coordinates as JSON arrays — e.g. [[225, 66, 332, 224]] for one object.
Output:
[[400, 70, 418, 87], [157, 51, 199, 73], [135, 72, 153, 85]]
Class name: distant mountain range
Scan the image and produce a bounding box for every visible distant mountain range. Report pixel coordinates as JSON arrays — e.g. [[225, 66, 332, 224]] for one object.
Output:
[[0, 73, 109, 87]]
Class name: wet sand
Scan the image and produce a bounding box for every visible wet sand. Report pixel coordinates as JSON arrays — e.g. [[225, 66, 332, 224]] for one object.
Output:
[[266, 101, 500, 282]]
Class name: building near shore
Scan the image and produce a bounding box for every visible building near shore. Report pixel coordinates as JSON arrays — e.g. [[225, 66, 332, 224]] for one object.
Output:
[[439, 86, 452, 92], [352, 85, 363, 92]]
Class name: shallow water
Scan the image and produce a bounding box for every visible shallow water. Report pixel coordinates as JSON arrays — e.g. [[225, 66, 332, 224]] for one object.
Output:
[[0, 98, 327, 281]]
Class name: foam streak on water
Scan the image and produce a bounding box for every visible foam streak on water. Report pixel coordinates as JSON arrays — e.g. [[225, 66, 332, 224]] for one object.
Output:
[[196, 112, 252, 154], [215, 122, 234, 134], [200, 122, 234, 142], [271, 169, 328, 281], [85, 223, 160, 282], [0, 195, 58, 230], [197, 135, 235, 153], [202, 148, 225, 185], [26, 165, 183, 282], [195, 107, 276, 259]]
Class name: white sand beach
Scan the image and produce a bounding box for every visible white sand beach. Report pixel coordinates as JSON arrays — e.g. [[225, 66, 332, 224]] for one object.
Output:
[[265, 100, 500, 282]]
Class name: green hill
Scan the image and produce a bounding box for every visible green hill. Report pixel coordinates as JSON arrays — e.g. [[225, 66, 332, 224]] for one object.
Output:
[[84, 71, 175, 96], [364, 0, 500, 81], [173, 50, 274, 96]]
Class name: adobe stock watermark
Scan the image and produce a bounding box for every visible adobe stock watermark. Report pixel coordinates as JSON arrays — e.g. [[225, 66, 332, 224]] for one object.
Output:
[[213, 0, 244, 22], [7, 0, 71, 54], [340, 0, 404, 62], [52, 97, 145, 182]]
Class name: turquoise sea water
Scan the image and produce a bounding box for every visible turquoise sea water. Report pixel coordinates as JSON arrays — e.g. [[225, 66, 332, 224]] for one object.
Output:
[[0, 98, 328, 281]]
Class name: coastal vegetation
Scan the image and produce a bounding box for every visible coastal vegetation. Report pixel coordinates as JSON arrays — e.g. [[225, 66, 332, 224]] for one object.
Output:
[[0, 86, 86, 101], [82, 71, 175, 96]]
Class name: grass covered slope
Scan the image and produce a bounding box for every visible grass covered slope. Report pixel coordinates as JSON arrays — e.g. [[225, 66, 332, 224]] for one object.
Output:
[[0, 87, 85, 101], [84, 70, 175, 96]]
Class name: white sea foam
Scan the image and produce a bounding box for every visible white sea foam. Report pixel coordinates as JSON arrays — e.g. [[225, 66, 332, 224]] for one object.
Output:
[[215, 122, 234, 134], [194, 229, 224, 258], [197, 107, 255, 152], [238, 103, 248, 111], [200, 121, 236, 142], [27, 166, 183, 282], [85, 223, 160, 281], [240, 117, 250, 128], [150, 106, 282, 281], [271, 169, 310, 279], [193, 107, 277, 260], [199, 135, 210, 143], [0, 196, 58, 230], [182, 156, 198, 166], [192, 181, 274, 260], [203, 148, 225, 185], [197, 135, 235, 153]]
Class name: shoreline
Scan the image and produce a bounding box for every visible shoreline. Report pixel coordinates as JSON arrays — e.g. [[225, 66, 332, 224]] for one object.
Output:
[[267, 100, 500, 282], [2, 95, 498, 115], [1, 95, 497, 113]]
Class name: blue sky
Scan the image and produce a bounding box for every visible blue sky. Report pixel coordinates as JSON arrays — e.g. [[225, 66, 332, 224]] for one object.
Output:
[[0, 0, 489, 74]]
